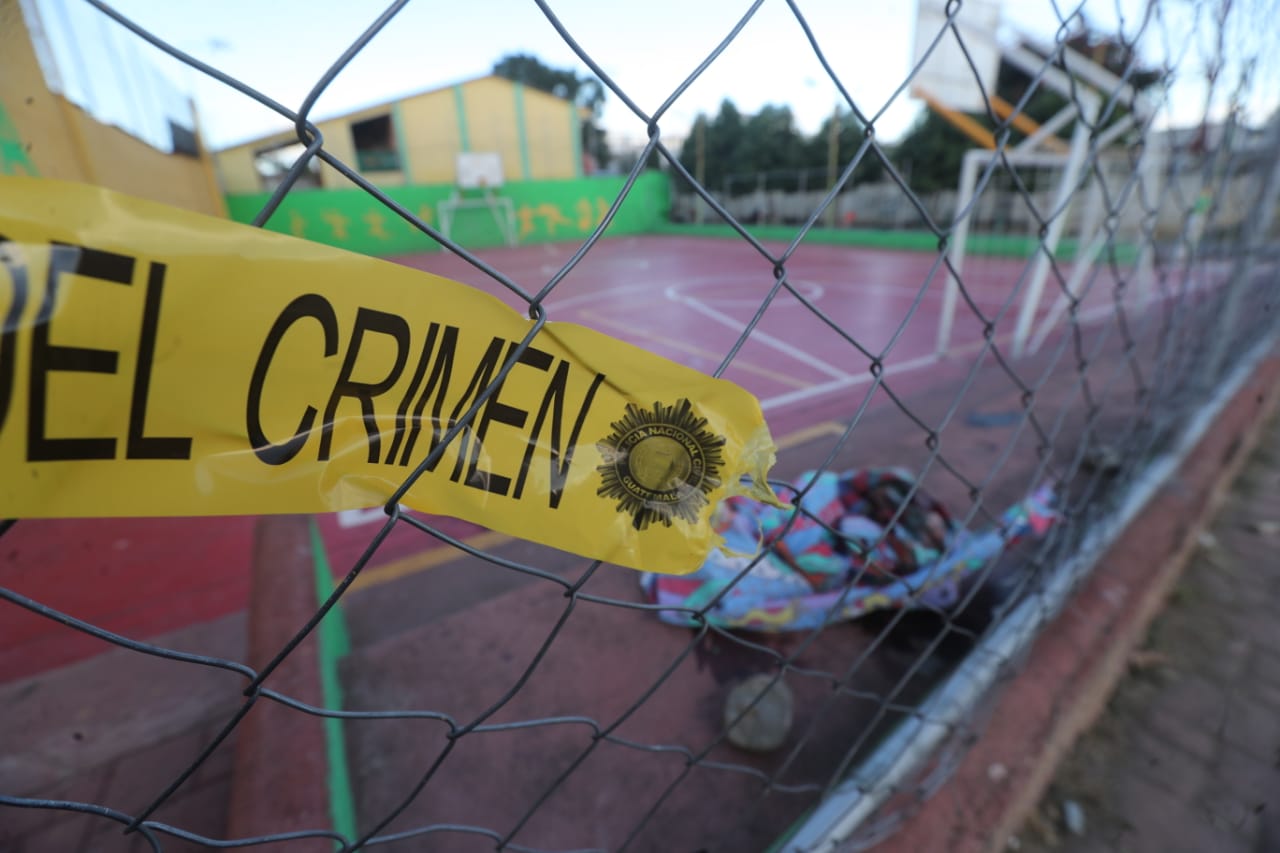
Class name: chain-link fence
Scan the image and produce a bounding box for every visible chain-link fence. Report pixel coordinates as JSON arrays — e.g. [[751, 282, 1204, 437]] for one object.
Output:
[[3, 0, 1280, 850]]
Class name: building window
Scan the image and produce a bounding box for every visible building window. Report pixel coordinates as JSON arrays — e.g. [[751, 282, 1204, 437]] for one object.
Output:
[[351, 114, 400, 172], [253, 141, 322, 191], [169, 121, 200, 158]]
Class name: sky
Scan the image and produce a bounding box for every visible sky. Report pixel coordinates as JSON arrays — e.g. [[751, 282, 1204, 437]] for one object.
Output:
[[29, 0, 1280, 155]]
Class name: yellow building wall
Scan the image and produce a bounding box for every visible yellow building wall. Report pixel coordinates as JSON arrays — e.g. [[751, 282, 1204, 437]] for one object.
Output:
[[522, 87, 579, 180], [212, 75, 583, 193], [68, 105, 224, 215], [397, 88, 460, 185], [0, 0, 79, 179], [214, 105, 416, 194], [460, 77, 523, 182], [0, 0, 224, 215], [314, 117, 356, 189], [213, 141, 262, 195]]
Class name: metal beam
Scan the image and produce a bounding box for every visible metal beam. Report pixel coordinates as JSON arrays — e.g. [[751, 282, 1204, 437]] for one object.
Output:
[[989, 94, 1070, 153], [914, 86, 997, 151]]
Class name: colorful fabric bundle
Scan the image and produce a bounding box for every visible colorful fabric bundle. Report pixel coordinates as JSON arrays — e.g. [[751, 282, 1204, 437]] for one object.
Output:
[[640, 468, 1058, 632]]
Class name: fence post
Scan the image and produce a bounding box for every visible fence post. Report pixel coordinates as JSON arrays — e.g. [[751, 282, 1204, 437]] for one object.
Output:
[[1024, 161, 1108, 356], [937, 149, 983, 355], [1132, 128, 1166, 305], [226, 516, 337, 851], [826, 103, 840, 228], [694, 116, 706, 225], [1011, 94, 1098, 358]]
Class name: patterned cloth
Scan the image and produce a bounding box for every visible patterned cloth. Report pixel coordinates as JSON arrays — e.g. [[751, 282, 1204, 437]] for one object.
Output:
[[640, 468, 1058, 632]]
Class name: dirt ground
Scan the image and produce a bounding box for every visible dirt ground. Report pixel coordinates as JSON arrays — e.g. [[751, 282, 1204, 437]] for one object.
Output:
[[1012, 420, 1280, 853]]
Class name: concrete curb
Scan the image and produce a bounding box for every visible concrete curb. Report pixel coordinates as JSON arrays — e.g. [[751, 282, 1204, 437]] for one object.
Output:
[[226, 515, 332, 852], [877, 352, 1280, 853]]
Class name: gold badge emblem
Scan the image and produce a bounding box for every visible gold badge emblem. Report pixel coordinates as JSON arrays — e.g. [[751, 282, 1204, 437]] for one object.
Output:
[[597, 399, 726, 530]]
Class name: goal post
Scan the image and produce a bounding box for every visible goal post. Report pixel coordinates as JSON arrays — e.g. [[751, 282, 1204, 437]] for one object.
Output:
[[437, 152, 518, 248], [935, 147, 1089, 356], [925, 17, 1163, 359], [935, 109, 1161, 360], [921, 0, 1162, 358]]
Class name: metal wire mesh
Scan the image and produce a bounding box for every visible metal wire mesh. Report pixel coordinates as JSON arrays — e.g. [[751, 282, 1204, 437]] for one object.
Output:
[[3, 0, 1280, 850]]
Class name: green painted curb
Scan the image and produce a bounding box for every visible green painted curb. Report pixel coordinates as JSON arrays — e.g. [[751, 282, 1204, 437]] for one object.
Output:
[[308, 518, 357, 845]]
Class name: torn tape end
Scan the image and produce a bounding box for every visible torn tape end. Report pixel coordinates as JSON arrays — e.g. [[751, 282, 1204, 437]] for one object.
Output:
[[729, 422, 789, 509]]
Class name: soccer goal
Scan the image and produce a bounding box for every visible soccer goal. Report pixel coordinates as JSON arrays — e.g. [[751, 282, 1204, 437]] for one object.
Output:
[[437, 151, 519, 248], [929, 25, 1159, 359]]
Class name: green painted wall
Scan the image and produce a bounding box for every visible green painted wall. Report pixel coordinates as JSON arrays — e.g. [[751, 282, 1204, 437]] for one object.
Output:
[[225, 173, 670, 256], [225, 175, 1119, 262]]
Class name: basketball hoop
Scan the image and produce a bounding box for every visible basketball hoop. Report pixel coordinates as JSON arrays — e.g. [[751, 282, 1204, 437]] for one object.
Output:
[[437, 152, 518, 247]]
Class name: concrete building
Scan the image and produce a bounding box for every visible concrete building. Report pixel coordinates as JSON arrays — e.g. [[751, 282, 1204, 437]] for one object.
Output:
[[213, 75, 588, 194], [0, 0, 225, 216]]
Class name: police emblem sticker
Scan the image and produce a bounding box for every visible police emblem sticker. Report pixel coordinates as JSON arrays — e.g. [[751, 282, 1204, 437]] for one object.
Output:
[[596, 399, 727, 530]]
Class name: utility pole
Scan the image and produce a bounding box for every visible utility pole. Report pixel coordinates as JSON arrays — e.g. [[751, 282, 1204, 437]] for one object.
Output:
[[826, 103, 840, 228], [695, 115, 707, 225]]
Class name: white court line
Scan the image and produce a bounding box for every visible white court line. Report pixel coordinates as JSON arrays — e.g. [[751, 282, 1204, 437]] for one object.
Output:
[[545, 273, 1128, 415], [532, 266, 1141, 417], [547, 282, 654, 311], [1026, 268, 1226, 355], [683, 279, 827, 308], [759, 275, 1193, 414], [760, 351, 946, 412], [759, 314, 1066, 412], [547, 273, 760, 312], [822, 279, 956, 299], [664, 285, 853, 381]]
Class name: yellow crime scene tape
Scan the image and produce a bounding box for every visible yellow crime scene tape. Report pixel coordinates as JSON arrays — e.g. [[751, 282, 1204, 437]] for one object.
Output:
[[0, 177, 782, 574]]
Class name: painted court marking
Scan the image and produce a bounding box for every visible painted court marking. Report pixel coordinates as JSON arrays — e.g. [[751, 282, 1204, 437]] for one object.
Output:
[[576, 308, 812, 390], [681, 279, 827, 308], [664, 284, 854, 381]]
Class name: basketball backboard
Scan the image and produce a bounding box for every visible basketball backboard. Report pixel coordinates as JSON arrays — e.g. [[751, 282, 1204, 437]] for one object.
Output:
[[911, 0, 1003, 112], [456, 152, 505, 190]]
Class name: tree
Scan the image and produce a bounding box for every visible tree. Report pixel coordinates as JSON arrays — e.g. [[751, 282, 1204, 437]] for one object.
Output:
[[892, 109, 973, 193], [682, 100, 747, 192], [802, 108, 885, 188], [612, 144, 665, 175], [492, 53, 610, 170], [492, 53, 604, 112], [678, 99, 880, 195]]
